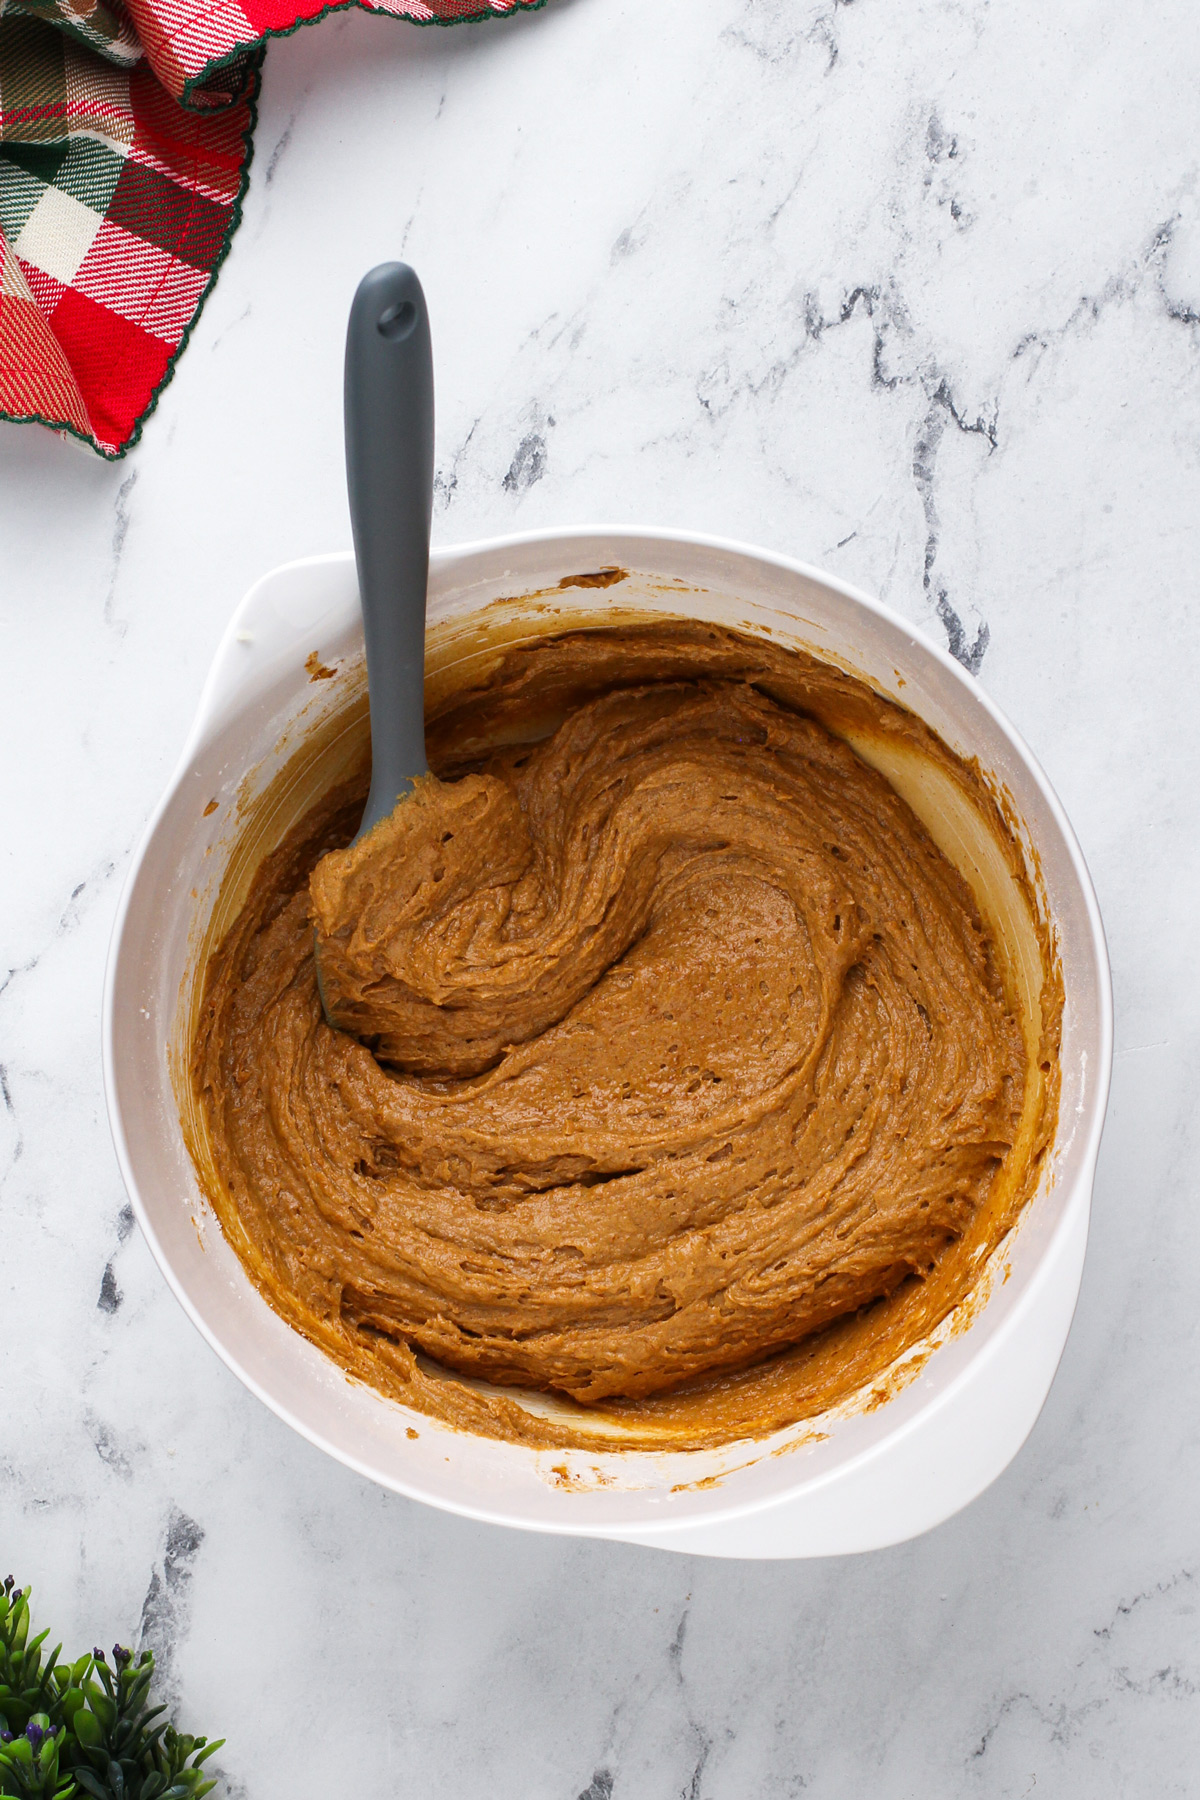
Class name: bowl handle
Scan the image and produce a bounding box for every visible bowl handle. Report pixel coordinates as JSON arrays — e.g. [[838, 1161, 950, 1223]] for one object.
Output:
[[186, 554, 361, 750]]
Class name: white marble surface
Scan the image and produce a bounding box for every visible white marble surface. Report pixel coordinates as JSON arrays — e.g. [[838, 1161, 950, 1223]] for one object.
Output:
[[2, 0, 1199, 1792]]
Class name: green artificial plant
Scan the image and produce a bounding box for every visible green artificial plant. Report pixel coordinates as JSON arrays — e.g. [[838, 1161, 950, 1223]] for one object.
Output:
[[0, 1578, 222, 1799]]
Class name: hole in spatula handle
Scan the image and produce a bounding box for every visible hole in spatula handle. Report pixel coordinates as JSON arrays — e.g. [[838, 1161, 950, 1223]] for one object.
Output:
[[377, 299, 418, 341]]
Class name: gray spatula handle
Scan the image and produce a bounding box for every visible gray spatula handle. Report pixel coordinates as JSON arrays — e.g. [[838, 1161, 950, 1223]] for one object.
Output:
[[344, 262, 434, 842]]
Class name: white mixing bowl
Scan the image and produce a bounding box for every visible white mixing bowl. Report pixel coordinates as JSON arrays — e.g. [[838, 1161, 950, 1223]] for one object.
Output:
[[103, 528, 1111, 1558]]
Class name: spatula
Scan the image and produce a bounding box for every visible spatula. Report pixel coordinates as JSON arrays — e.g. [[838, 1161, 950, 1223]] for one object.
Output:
[[316, 260, 434, 1029]]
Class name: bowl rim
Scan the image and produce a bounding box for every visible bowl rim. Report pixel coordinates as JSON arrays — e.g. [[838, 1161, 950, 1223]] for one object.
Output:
[[102, 523, 1114, 1537]]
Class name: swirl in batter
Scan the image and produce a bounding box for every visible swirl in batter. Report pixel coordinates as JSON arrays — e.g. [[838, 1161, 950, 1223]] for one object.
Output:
[[191, 622, 1042, 1449]]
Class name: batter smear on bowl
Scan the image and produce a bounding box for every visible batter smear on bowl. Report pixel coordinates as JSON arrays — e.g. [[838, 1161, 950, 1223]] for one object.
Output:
[[190, 621, 1054, 1451]]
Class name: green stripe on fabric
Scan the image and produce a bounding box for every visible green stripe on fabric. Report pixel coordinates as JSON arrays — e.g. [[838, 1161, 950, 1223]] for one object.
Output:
[[3, 135, 65, 182], [56, 133, 124, 211], [3, 0, 140, 65], [0, 17, 68, 144], [0, 153, 46, 237]]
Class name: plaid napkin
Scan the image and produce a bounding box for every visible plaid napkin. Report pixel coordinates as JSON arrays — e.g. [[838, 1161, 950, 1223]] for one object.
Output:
[[0, 0, 540, 457]]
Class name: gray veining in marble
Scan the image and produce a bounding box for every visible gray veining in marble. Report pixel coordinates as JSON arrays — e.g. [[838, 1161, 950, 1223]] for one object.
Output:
[[2, 0, 1199, 1792]]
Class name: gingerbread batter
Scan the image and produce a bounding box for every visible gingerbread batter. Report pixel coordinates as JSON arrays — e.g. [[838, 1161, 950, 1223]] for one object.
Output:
[[190, 622, 1047, 1450]]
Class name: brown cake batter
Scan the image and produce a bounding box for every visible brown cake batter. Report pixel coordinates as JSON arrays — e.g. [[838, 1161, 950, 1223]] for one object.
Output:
[[190, 621, 1052, 1451]]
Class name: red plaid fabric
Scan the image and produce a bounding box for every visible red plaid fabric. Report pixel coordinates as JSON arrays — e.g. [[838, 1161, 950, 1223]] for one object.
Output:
[[0, 0, 543, 456]]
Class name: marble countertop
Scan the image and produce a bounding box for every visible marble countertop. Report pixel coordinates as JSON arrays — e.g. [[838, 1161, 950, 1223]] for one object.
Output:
[[3, 0, 1198, 1793]]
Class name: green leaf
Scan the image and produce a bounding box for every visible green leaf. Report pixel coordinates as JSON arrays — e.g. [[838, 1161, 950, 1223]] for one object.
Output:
[[81, 1690, 113, 1735], [69, 1710, 102, 1749]]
